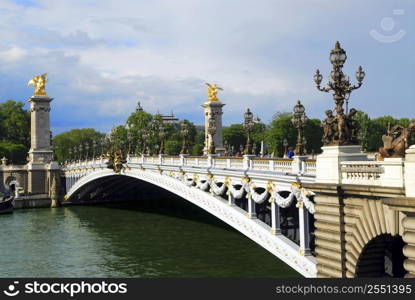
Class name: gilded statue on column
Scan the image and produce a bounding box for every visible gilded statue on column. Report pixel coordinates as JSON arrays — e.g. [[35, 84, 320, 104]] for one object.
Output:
[[28, 73, 48, 97], [205, 83, 223, 102]]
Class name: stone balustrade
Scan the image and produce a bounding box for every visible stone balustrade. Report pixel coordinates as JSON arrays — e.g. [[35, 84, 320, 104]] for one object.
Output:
[[340, 158, 405, 188], [63, 155, 318, 178]]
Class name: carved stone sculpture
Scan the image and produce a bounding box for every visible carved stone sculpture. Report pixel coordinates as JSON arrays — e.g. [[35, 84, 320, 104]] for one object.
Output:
[[379, 123, 415, 159], [321, 107, 359, 146]]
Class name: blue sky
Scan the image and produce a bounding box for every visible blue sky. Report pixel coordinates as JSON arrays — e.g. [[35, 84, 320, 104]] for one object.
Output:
[[0, 0, 414, 134]]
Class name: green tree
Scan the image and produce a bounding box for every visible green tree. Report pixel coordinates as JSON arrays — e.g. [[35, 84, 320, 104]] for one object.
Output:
[[0, 100, 30, 147], [165, 140, 180, 155], [192, 131, 205, 156], [53, 128, 105, 162], [266, 113, 297, 157], [126, 109, 154, 153], [223, 124, 245, 153], [303, 119, 323, 155], [265, 112, 322, 157], [0, 142, 27, 164]]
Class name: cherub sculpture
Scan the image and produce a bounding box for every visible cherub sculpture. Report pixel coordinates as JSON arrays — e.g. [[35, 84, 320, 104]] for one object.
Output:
[[321, 109, 336, 144], [205, 83, 223, 102], [28, 73, 48, 96]]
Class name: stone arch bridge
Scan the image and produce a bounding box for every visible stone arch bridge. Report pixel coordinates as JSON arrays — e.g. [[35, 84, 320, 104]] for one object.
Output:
[[62, 151, 415, 278]]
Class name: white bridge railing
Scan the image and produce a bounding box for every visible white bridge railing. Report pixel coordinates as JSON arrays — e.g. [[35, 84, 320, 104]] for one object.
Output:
[[62, 155, 318, 277], [129, 154, 317, 176]]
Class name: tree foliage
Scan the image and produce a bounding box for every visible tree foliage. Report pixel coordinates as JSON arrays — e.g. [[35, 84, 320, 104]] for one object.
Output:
[[53, 128, 105, 162], [0, 100, 31, 164]]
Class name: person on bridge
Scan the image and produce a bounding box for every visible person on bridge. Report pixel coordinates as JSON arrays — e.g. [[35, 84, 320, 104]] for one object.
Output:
[[287, 148, 295, 158]]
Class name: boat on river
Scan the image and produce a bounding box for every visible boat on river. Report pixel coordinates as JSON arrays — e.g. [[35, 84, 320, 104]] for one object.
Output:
[[0, 191, 14, 214]]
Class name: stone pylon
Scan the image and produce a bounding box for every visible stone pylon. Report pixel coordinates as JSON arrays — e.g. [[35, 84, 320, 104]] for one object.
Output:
[[28, 95, 54, 164], [201, 100, 225, 156], [27, 95, 55, 195]]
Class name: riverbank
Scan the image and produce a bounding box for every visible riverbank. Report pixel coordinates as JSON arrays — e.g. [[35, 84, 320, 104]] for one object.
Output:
[[13, 194, 51, 209]]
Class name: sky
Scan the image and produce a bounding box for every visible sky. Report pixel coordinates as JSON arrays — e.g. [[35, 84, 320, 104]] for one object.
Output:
[[0, 0, 414, 134]]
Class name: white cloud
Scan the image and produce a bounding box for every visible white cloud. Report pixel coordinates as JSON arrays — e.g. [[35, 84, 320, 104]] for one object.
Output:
[[0, 0, 413, 134], [0, 46, 27, 62]]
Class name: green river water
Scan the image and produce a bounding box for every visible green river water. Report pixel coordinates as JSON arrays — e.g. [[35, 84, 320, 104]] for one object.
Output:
[[0, 202, 299, 277]]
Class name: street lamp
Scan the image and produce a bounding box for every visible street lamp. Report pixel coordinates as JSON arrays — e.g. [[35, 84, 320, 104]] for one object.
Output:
[[68, 148, 72, 162], [100, 138, 106, 156], [314, 41, 365, 145], [243, 108, 254, 155], [92, 140, 97, 159], [207, 117, 216, 155], [180, 122, 189, 155], [142, 132, 149, 155], [302, 136, 308, 154], [158, 124, 166, 155], [291, 100, 308, 156], [78, 144, 83, 161], [283, 138, 289, 157], [84, 143, 90, 160], [127, 130, 133, 155], [73, 146, 78, 161]]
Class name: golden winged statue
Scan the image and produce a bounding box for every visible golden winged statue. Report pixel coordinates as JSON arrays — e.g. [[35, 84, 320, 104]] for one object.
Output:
[[205, 83, 223, 102], [28, 73, 48, 96]]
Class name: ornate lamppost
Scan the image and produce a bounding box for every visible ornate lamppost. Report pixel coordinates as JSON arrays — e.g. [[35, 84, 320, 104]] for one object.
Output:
[[291, 100, 308, 156], [314, 41, 365, 145], [142, 132, 149, 155], [92, 140, 97, 159], [243, 108, 254, 155], [207, 117, 217, 155], [68, 148, 72, 162], [180, 121, 189, 155], [302, 136, 308, 154], [84, 142, 90, 160], [73, 146, 78, 161], [100, 138, 106, 156], [283, 138, 289, 157], [127, 130, 133, 155], [78, 144, 83, 161], [158, 124, 166, 155]]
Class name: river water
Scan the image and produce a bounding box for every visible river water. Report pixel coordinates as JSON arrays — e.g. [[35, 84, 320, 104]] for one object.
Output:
[[0, 202, 299, 277]]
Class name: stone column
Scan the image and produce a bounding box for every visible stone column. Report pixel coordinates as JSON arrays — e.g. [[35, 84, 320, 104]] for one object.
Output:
[[28, 96, 54, 164], [201, 101, 225, 156], [247, 193, 257, 219], [298, 200, 311, 255], [271, 201, 281, 234], [228, 193, 235, 206]]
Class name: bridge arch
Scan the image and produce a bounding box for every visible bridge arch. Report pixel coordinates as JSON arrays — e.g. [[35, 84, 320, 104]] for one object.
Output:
[[343, 198, 406, 277], [65, 168, 317, 277], [355, 234, 405, 277]]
